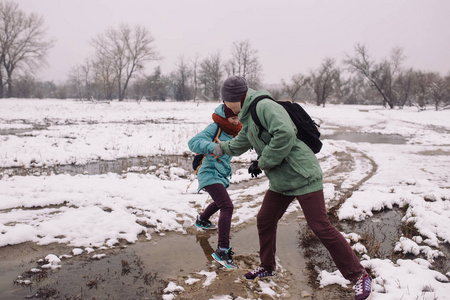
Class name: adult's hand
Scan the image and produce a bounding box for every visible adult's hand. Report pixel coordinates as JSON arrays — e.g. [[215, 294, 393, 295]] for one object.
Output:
[[248, 160, 262, 178], [212, 143, 224, 159]]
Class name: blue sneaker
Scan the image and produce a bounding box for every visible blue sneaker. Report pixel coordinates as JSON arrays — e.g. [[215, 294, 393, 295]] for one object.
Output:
[[354, 273, 373, 300], [212, 247, 237, 269], [195, 215, 217, 230]]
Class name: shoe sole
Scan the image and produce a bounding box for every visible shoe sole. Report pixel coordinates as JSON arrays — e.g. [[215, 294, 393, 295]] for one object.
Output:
[[244, 274, 275, 280], [366, 280, 374, 300], [211, 253, 237, 269], [195, 224, 217, 230]]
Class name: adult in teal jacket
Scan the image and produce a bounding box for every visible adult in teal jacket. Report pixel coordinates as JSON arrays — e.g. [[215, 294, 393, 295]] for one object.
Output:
[[188, 103, 242, 269], [213, 76, 373, 300]]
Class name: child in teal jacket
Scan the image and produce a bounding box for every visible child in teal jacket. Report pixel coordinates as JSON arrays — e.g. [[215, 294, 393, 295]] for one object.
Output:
[[188, 103, 241, 269]]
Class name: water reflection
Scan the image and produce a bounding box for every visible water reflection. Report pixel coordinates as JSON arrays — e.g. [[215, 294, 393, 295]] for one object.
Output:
[[195, 232, 215, 262], [1, 155, 247, 179], [0, 156, 191, 178], [340, 207, 403, 259], [340, 207, 449, 276], [0, 124, 48, 136]]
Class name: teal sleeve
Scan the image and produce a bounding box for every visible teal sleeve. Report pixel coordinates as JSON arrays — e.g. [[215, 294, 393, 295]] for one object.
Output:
[[188, 123, 218, 154]]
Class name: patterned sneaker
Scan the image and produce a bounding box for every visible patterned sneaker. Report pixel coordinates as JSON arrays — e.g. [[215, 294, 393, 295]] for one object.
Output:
[[211, 247, 237, 269], [195, 215, 217, 230], [244, 266, 276, 280], [354, 273, 373, 300]]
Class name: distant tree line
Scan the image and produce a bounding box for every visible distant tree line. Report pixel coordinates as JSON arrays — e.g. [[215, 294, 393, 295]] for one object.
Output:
[[1, 0, 449, 110], [279, 46, 450, 110]]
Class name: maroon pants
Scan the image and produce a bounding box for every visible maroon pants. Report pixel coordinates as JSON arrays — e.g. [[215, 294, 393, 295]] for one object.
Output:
[[257, 189, 365, 282], [201, 184, 234, 249]]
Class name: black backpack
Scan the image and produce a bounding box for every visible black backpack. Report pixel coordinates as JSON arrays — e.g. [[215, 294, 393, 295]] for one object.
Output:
[[192, 125, 222, 172], [249, 95, 322, 154]]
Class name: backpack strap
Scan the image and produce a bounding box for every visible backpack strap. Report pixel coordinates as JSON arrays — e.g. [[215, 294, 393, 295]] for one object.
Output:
[[193, 124, 222, 174], [212, 124, 222, 142], [249, 95, 275, 140]]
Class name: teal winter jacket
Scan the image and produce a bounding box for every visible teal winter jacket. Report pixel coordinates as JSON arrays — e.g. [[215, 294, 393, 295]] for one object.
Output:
[[188, 104, 235, 192], [220, 89, 323, 196]]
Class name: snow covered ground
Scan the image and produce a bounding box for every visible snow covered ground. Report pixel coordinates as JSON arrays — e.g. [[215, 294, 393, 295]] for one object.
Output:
[[1, 98, 449, 299]]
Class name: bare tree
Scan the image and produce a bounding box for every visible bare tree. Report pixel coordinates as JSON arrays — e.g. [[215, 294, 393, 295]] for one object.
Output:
[[309, 58, 339, 107], [199, 52, 223, 101], [335, 74, 365, 104], [282, 73, 309, 101], [344, 43, 404, 108], [144, 66, 168, 101], [190, 53, 200, 100], [68, 59, 94, 101], [128, 74, 147, 103], [394, 68, 415, 108], [92, 54, 116, 100], [68, 65, 83, 101], [225, 40, 262, 88], [444, 73, 450, 110], [0, 0, 54, 98], [171, 55, 192, 101], [413, 71, 432, 109], [266, 84, 283, 100], [91, 23, 159, 101], [428, 72, 447, 111]]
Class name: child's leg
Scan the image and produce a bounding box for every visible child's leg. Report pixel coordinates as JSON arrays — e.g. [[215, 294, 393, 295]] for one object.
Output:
[[203, 183, 234, 249], [200, 202, 219, 221]]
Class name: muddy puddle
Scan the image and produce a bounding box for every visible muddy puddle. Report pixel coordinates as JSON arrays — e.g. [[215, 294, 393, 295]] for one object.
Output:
[[0, 215, 313, 299], [1, 193, 447, 299], [0, 128, 32, 136], [340, 207, 404, 259], [0, 155, 248, 179], [2, 206, 424, 299], [0, 156, 187, 178], [297, 208, 405, 281], [331, 207, 448, 277]]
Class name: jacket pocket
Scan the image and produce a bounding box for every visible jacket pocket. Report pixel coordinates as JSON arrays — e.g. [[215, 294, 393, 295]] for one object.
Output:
[[264, 159, 310, 193], [285, 155, 311, 179], [215, 158, 232, 178]]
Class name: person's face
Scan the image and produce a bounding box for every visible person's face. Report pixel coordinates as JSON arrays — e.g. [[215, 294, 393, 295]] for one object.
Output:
[[227, 116, 240, 126], [224, 101, 241, 115]]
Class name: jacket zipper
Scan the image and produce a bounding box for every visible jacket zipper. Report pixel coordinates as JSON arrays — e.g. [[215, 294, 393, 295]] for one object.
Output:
[[250, 132, 262, 153]]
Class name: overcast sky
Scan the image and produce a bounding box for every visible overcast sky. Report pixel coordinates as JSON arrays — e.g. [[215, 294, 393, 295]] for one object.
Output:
[[13, 0, 450, 85]]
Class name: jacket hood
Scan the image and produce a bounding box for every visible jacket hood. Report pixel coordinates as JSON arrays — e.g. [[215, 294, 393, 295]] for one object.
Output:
[[214, 104, 226, 118]]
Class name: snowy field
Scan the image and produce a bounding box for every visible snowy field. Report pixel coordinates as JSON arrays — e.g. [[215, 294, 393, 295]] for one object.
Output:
[[0, 98, 449, 299]]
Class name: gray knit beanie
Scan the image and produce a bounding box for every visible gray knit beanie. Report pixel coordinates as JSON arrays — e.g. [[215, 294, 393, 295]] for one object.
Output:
[[221, 76, 248, 102]]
